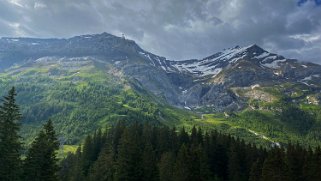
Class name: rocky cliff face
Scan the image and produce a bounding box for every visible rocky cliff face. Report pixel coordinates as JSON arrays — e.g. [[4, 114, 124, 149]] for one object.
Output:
[[1, 33, 320, 112], [137, 43, 321, 111]]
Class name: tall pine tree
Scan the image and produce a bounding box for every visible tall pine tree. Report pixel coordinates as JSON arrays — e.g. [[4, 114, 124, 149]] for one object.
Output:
[[173, 144, 192, 181], [261, 148, 288, 181], [0, 87, 22, 181], [23, 119, 60, 181], [158, 152, 175, 181], [115, 125, 143, 181]]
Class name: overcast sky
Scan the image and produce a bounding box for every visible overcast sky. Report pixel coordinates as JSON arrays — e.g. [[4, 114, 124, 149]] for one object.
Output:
[[0, 0, 320, 63]]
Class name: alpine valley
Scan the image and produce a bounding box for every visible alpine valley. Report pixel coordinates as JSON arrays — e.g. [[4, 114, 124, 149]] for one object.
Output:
[[1, 32, 321, 148]]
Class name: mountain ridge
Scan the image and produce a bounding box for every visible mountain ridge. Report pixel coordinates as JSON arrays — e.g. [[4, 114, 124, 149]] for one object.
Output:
[[1, 32, 321, 112], [1, 32, 321, 147]]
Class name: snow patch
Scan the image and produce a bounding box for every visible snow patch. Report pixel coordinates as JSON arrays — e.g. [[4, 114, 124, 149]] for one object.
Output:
[[254, 52, 270, 59], [261, 59, 286, 69], [302, 76, 312, 81], [184, 106, 191, 110], [274, 72, 281, 76], [251, 84, 260, 89], [172, 45, 253, 77]]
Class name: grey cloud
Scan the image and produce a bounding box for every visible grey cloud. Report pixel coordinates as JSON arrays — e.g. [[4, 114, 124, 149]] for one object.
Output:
[[0, 0, 320, 63]]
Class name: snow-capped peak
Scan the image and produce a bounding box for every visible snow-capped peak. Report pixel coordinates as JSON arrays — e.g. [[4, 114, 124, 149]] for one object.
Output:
[[169, 44, 267, 77], [140, 44, 297, 78]]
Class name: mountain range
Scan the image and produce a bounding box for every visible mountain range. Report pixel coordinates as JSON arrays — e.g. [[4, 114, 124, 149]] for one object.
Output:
[[1, 32, 321, 146]]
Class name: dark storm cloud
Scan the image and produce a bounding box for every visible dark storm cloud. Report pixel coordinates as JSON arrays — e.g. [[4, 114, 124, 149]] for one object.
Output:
[[298, 0, 321, 6], [0, 0, 320, 63]]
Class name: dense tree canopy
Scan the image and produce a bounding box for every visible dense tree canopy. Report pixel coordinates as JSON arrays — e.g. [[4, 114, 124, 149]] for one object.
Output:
[[59, 123, 321, 181]]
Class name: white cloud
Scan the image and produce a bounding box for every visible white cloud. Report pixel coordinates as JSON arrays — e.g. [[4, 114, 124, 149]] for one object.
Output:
[[7, 0, 23, 7], [290, 34, 320, 43], [34, 2, 47, 9]]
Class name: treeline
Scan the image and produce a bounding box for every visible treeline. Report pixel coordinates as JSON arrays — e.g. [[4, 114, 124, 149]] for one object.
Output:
[[0, 87, 60, 181], [60, 122, 321, 181]]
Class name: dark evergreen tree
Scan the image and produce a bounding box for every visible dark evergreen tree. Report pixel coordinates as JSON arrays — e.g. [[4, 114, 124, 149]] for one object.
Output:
[[173, 144, 191, 181], [88, 146, 115, 181], [69, 147, 84, 181], [210, 139, 228, 179], [0, 87, 22, 181], [23, 119, 60, 181], [191, 144, 212, 181], [158, 152, 175, 181], [142, 143, 158, 181], [303, 147, 321, 180], [191, 126, 198, 145], [261, 148, 288, 181], [285, 143, 305, 181], [228, 143, 243, 181], [81, 135, 95, 177], [249, 159, 263, 181], [115, 125, 142, 181], [157, 126, 171, 154], [59, 152, 78, 181], [178, 127, 189, 145]]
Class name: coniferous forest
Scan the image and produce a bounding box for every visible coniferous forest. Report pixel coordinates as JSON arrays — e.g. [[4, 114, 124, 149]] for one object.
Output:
[[60, 123, 321, 181], [0, 87, 60, 181], [1, 87, 321, 181]]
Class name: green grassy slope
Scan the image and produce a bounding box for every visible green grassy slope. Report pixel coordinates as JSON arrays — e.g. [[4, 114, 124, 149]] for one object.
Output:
[[194, 83, 321, 148], [0, 59, 194, 146], [1, 58, 321, 151]]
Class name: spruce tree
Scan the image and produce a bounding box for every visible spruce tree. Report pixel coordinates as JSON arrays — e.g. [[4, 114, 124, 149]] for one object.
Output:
[[158, 152, 175, 181], [173, 144, 192, 181], [303, 147, 321, 180], [59, 152, 77, 181], [249, 159, 263, 181], [178, 127, 189, 145], [0, 87, 22, 181], [115, 126, 142, 181], [69, 147, 84, 181], [286, 144, 304, 181], [81, 135, 95, 176], [142, 143, 158, 181], [261, 148, 288, 181], [23, 119, 60, 181], [228, 143, 243, 181], [88, 146, 115, 181], [197, 146, 212, 180]]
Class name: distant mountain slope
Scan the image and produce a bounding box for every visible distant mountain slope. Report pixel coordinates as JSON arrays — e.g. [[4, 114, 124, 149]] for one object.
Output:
[[141, 44, 321, 111], [0, 32, 321, 146], [1, 33, 320, 112]]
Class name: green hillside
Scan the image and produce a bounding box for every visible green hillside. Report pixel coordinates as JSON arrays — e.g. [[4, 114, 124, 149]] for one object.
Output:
[[1, 57, 321, 150], [0, 59, 194, 145]]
